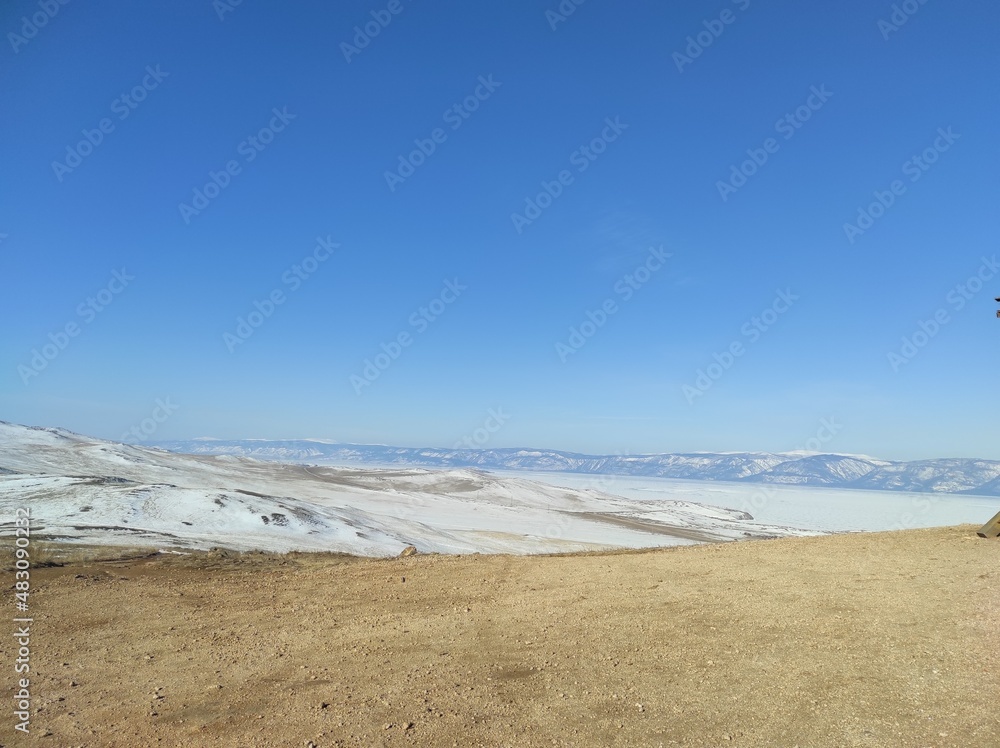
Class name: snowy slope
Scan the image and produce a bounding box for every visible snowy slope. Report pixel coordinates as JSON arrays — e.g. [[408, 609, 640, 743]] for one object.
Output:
[[743, 454, 883, 485], [0, 422, 816, 555]]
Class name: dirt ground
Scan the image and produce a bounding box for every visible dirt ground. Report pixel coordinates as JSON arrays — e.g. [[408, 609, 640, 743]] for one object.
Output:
[[2, 526, 998, 747]]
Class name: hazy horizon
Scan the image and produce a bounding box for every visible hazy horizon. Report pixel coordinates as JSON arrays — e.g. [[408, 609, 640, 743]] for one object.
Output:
[[6, 417, 998, 465]]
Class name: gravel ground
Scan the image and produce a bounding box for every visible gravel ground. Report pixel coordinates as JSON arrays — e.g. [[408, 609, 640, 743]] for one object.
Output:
[[3, 526, 998, 747]]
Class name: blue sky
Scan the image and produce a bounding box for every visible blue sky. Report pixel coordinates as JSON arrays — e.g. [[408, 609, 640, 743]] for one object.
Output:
[[2, 0, 999, 460]]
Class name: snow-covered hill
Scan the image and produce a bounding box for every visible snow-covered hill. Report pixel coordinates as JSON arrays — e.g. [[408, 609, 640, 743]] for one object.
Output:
[[0, 422, 816, 555], [149, 438, 1000, 497]]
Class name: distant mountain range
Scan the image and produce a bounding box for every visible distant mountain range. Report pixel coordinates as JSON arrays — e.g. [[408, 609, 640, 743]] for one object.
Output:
[[150, 439, 1000, 497]]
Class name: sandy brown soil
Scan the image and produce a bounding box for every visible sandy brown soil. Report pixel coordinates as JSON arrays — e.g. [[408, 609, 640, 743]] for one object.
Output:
[[2, 527, 998, 747]]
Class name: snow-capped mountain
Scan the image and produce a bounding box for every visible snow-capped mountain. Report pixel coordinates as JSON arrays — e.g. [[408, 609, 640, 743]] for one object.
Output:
[[0, 422, 816, 555], [742, 454, 888, 485], [149, 439, 1000, 497]]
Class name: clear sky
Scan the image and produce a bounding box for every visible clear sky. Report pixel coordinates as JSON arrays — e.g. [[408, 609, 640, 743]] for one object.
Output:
[[2, 0, 999, 460]]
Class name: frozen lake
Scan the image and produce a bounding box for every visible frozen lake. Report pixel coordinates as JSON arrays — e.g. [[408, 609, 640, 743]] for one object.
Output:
[[492, 470, 1000, 534]]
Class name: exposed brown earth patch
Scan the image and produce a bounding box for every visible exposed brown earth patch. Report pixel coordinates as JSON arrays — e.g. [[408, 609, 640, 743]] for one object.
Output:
[[2, 526, 998, 747]]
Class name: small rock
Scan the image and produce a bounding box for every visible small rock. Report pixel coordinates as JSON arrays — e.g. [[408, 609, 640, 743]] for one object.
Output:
[[398, 545, 418, 558]]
